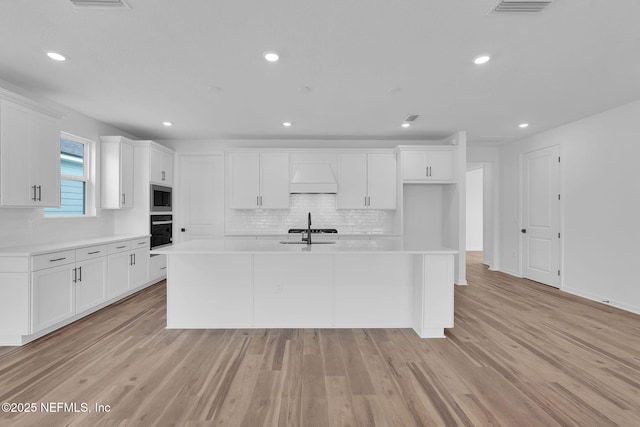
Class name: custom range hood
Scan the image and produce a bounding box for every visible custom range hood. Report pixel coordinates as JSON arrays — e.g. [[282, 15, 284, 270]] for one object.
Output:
[[290, 163, 337, 193]]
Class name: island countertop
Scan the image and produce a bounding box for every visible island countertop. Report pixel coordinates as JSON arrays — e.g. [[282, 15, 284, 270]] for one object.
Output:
[[151, 238, 458, 255]]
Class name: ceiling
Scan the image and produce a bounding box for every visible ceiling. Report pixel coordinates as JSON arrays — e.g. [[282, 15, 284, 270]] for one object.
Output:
[[1, 0, 640, 145]]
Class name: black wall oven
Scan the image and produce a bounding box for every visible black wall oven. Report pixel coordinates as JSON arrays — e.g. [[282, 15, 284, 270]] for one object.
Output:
[[150, 184, 172, 212], [150, 214, 172, 249]]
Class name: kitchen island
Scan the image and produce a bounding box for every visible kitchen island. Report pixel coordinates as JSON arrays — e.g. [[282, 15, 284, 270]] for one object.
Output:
[[152, 239, 457, 338]]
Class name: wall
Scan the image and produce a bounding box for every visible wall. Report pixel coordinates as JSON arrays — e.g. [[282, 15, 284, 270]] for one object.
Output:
[[0, 82, 138, 249], [499, 100, 640, 314], [465, 167, 483, 251]]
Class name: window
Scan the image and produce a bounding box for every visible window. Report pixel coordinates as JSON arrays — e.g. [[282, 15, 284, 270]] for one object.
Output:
[[44, 133, 92, 217]]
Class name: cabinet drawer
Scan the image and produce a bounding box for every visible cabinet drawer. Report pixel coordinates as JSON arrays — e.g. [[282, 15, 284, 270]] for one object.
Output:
[[107, 241, 131, 254], [32, 250, 76, 271], [76, 244, 107, 262], [131, 238, 149, 249]]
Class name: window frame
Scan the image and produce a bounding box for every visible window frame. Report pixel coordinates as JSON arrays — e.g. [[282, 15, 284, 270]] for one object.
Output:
[[44, 132, 96, 218]]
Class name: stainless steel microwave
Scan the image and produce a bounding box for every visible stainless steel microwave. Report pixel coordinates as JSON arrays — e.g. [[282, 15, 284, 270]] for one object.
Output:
[[150, 184, 172, 212]]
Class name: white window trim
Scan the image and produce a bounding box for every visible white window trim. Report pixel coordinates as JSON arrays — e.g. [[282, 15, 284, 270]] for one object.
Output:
[[44, 132, 97, 218]]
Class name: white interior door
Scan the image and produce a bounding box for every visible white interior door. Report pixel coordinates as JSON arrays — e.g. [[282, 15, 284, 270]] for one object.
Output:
[[177, 155, 224, 242], [522, 145, 560, 287]]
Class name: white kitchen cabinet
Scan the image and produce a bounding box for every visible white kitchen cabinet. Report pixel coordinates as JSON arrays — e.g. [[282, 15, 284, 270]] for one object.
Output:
[[75, 257, 107, 314], [0, 235, 156, 346], [150, 145, 174, 186], [106, 238, 149, 298], [228, 151, 289, 209], [32, 263, 75, 332], [401, 148, 456, 182], [149, 254, 167, 281], [337, 153, 396, 209], [101, 136, 135, 209], [0, 98, 61, 207]]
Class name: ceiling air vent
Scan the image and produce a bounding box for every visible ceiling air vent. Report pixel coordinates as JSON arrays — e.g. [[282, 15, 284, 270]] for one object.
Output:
[[70, 0, 130, 8], [489, 0, 554, 14], [404, 114, 420, 122]]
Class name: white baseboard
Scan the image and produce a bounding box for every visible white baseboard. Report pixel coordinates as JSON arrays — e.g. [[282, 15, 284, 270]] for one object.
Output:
[[562, 287, 640, 316], [499, 268, 521, 278]]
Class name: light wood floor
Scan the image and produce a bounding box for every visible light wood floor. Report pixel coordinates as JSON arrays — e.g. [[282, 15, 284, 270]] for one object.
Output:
[[1, 252, 640, 426]]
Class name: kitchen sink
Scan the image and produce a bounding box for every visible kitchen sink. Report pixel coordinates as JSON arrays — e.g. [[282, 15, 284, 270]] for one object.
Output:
[[279, 241, 336, 244]]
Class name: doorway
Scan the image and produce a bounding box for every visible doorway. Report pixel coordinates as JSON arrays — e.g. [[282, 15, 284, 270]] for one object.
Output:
[[521, 146, 561, 288]]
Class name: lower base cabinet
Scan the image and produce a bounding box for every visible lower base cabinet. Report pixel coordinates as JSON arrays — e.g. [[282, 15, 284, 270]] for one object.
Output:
[[0, 236, 152, 345]]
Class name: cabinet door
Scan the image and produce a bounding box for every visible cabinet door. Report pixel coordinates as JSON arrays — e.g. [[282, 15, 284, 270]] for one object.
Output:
[[76, 257, 107, 313], [107, 252, 130, 298], [162, 151, 174, 185], [130, 248, 149, 288], [149, 147, 164, 183], [259, 153, 289, 208], [427, 151, 455, 181], [32, 112, 61, 207], [401, 151, 428, 181], [0, 99, 32, 206], [32, 265, 74, 332], [229, 152, 260, 208], [367, 154, 397, 209], [337, 154, 367, 209], [120, 142, 134, 208]]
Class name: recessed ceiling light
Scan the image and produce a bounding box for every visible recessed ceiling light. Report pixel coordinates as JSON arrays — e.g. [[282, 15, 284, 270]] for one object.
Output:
[[162, 121, 173, 127], [283, 122, 292, 127], [401, 123, 410, 128], [264, 52, 279, 62], [519, 123, 529, 128], [473, 55, 491, 65], [47, 52, 66, 61]]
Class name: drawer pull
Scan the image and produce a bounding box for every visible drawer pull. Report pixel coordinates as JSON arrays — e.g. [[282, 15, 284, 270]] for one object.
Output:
[[88, 251, 101, 255], [116, 245, 127, 249], [160, 267, 167, 270], [49, 257, 66, 262], [138, 242, 147, 245]]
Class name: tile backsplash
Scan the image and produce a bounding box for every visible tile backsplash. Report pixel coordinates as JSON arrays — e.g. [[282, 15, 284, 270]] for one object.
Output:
[[225, 194, 398, 235]]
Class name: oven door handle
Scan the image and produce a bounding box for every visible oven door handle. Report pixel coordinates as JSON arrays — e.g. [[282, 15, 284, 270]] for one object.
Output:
[[152, 221, 173, 225]]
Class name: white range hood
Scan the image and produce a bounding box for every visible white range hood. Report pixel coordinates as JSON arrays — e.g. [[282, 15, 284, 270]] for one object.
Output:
[[290, 163, 337, 193]]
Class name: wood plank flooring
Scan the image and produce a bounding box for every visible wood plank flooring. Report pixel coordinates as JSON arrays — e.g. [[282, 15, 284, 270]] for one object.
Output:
[[1, 251, 640, 426]]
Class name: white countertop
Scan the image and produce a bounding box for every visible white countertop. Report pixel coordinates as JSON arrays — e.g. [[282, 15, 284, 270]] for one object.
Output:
[[0, 234, 150, 256], [151, 238, 457, 255]]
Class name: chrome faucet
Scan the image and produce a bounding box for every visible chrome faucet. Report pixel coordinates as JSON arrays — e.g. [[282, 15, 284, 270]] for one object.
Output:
[[302, 212, 312, 245]]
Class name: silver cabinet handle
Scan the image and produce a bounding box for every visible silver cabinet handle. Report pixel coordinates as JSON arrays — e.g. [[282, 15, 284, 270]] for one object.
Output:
[[73, 267, 77, 283], [161, 171, 166, 181], [88, 251, 101, 255], [78, 266, 82, 282], [32, 185, 37, 201], [160, 266, 167, 270], [129, 254, 133, 265], [138, 241, 147, 245], [37, 185, 42, 201], [116, 245, 126, 249], [260, 196, 263, 206], [50, 257, 66, 262], [257, 196, 260, 206], [133, 253, 136, 265]]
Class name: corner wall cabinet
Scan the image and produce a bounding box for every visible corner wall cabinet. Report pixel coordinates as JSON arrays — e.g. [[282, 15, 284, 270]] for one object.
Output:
[[227, 151, 289, 209], [337, 152, 397, 209], [400, 147, 456, 183], [101, 136, 135, 209], [0, 97, 61, 207], [0, 235, 156, 346]]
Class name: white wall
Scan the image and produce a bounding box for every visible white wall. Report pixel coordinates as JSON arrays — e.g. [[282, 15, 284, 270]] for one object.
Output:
[[467, 145, 499, 269], [499, 99, 640, 314], [466, 167, 483, 251], [0, 82, 138, 249]]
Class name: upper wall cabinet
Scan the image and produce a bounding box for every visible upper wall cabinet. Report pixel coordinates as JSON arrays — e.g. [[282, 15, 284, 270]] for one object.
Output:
[[400, 147, 456, 183], [337, 153, 397, 210], [150, 145, 174, 186], [227, 151, 289, 209], [101, 136, 134, 209], [0, 98, 61, 207]]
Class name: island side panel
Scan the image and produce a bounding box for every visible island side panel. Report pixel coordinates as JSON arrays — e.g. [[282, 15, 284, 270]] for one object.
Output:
[[253, 254, 334, 327], [413, 254, 455, 338], [334, 254, 413, 328], [166, 254, 253, 328]]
